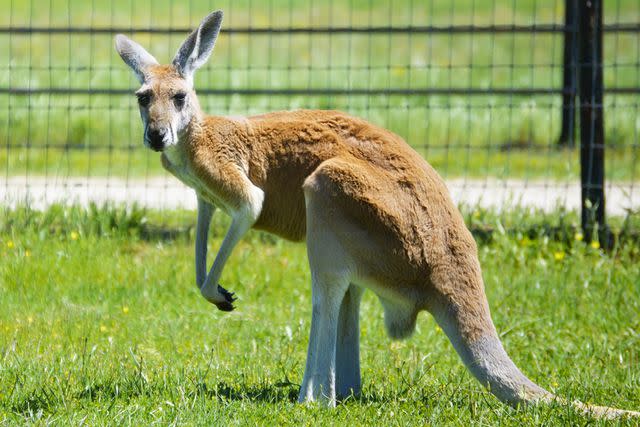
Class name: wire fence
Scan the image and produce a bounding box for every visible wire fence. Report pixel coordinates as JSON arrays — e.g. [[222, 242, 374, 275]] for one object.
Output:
[[1, 0, 639, 232]]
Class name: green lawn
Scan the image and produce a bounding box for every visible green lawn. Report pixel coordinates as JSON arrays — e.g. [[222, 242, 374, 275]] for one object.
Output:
[[1, 0, 639, 179], [1, 205, 639, 425]]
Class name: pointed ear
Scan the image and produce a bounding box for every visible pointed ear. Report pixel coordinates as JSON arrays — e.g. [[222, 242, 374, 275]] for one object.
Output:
[[172, 10, 223, 81], [115, 34, 159, 83]]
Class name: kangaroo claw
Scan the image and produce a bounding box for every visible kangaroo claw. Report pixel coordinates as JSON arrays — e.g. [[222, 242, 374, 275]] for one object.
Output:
[[214, 284, 237, 311]]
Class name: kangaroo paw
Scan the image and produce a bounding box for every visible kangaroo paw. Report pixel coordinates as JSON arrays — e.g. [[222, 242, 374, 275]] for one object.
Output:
[[214, 284, 237, 311]]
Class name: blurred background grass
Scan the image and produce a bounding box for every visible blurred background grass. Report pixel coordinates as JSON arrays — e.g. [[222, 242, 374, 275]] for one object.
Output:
[[1, 0, 638, 181]]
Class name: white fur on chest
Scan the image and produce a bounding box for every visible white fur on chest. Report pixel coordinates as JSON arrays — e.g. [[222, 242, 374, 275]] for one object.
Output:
[[162, 146, 231, 212]]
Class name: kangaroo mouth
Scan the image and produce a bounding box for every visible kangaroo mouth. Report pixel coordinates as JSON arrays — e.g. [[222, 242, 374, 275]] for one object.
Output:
[[148, 139, 164, 152]]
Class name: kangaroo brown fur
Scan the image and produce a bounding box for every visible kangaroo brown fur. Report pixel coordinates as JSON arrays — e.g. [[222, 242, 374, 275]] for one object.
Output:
[[115, 10, 639, 419]]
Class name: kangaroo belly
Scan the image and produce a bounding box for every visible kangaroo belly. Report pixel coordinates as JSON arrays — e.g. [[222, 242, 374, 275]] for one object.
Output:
[[253, 185, 307, 241]]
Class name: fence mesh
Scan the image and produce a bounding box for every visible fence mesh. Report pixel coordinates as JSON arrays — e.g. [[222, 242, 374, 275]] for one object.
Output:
[[1, 0, 639, 226]]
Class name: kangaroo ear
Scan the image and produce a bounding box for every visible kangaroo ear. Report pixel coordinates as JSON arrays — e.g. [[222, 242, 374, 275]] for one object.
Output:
[[115, 35, 159, 83], [172, 10, 223, 82]]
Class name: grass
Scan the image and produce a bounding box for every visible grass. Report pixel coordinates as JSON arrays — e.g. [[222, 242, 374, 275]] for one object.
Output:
[[1, 205, 639, 425], [1, 0, 639, 179]]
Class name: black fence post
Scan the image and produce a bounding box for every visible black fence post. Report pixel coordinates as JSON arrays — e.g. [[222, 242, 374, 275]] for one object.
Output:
[[577, 0, 607, 244], [558, 0, 578, 147]]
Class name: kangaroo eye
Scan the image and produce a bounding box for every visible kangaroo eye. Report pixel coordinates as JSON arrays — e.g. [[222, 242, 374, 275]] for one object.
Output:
[[137, 93, 151, 108], [173, 93, 187, 109]]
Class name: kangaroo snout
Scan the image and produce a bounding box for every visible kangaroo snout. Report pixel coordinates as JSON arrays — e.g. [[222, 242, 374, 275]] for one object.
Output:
[[145, 128, 165, 152]]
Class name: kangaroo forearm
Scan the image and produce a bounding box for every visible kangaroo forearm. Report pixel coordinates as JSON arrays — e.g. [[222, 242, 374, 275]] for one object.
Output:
[[195, 197, 215, 288], [200, 181, 264, 302]]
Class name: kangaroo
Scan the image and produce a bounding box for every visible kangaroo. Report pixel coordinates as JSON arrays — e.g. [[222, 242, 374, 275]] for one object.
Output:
[[115, 10, 638, 418]]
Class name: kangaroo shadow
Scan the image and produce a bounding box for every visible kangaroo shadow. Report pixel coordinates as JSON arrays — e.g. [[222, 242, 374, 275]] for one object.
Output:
[[72, 379, 301, 405], [198, 380, 300, 403]]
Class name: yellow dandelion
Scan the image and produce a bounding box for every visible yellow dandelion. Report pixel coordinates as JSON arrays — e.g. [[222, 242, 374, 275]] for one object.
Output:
[[25, 250, 31, 257], [6, 240, 14, 249], [100, 324, 108, 332], [574, 232, 583, 242], [27, 316, 33, 324], [590, 240, 600, 250], [122, 306, 130, 314], [553, 251, 565, 261], [70, 231, 79, 240], [435, 326, 442, 333]]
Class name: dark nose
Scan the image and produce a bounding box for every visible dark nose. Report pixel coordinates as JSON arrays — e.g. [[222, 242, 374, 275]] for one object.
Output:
[[147, 128, 164, 152]]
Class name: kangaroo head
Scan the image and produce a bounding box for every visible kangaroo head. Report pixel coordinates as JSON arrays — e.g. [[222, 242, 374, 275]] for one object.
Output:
[[115, 11, 223, 152]]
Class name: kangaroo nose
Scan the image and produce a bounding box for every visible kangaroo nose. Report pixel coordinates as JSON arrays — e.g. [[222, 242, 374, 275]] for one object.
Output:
[[146, 128, 164, 152]]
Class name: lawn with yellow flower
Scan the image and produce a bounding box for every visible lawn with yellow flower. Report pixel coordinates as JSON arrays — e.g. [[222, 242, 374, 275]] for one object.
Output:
[[0, 205, 639, 425]]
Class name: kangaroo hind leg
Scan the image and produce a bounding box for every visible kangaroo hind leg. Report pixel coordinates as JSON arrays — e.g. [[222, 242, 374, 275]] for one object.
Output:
[[298, 180, 354, 406], [336, 284, 364, 399]]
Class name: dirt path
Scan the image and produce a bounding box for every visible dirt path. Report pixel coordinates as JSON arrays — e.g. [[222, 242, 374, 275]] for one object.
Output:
[[1, 176, 638, 216]]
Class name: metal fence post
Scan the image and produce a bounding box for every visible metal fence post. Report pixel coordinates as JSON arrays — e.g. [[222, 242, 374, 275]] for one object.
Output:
[[578, 0, 608, 244], [558, 0, 578, 147]]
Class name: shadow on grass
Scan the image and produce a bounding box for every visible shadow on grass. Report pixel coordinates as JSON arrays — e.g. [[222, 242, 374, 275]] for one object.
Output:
[[203, 380, 300, 403], [9, 392, 61, 418], [139, 224, 194, 242], [72, 379, 301, 405], [8, 378, 458, 414]]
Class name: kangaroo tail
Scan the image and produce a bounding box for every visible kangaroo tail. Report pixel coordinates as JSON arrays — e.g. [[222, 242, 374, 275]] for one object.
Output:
[[430, 288, 639, 420]]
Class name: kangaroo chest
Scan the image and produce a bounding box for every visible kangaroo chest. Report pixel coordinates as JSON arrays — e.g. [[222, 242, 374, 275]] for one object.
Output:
[[161, 147, 232, 213]]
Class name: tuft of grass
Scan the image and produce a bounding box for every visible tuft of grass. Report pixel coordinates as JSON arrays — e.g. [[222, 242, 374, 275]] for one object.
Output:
[[0, 205, 639, 425], [0, 203, 149, 239]]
